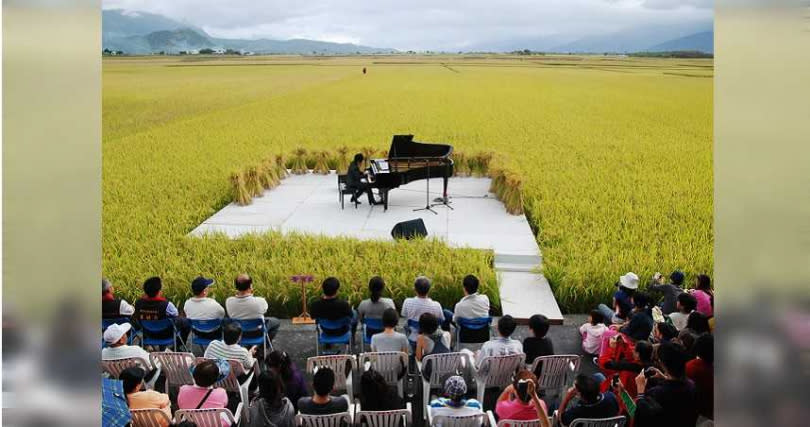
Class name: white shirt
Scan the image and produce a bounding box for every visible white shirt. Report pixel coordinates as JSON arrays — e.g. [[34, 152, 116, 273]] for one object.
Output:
[[204, 340, 255, 371], [452, 293, 490, 322], [102, 344, 154, 368], [669, 311, 692, 331], [118, 299, 135, 316], [579, 323, 608, 355], [183, 297, 226, 320], [226, 294, 268, 319], [401, 296, 444, 341], [476, 337, 523, 368]]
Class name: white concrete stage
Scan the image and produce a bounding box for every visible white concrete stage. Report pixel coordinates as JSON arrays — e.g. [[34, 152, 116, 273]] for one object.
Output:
[[191, 172, 562, 323]]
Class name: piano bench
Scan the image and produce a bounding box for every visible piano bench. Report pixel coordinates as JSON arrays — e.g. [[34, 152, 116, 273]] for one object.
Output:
[[337, 174, 360, 210]]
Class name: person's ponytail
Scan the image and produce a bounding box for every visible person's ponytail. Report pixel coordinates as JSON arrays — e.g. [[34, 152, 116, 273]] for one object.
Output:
[[368, 276, 385, 303]]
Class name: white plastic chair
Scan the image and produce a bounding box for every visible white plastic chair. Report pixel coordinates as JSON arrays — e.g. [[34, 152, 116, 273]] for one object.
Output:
[[130, 408, 173, 427], [568, 416, 626, 427], [426, 406, 494, 427], [473, 353, 525, 404], [196, 357, 254, 423], [359, 352, 409, 398], [296, 411, 353, 427], [496, 419, 542, 427], [149, 351, 195, 392], [175, 404, 242, 427], [101, 356, 161, 390], [307, 355, 358, 399], [417, 353, 472, 419], [354, 401, 412, 427], [529, 355, 580, 401]]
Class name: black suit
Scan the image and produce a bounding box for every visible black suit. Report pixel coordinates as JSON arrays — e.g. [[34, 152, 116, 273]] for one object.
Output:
[[347, 162, 375, 204]]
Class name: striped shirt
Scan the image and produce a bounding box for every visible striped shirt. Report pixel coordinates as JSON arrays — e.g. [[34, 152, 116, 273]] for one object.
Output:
[[203, 340, 255, 371], [401, 296, 444, 341], [429, 398, 483, 423]]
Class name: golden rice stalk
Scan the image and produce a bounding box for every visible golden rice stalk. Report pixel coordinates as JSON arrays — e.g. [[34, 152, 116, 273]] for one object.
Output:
[[291, 148, 308, 174], [260, 159, 280, 188], [335, 146, 350, 173], [275, 154, 290, 178], [230, 171, 252, 205], [470, 151, 494, 176], [246, 167, 264, 197], [313, 150, 331, 175], [453, 151, 469, 176], [361, 146, 377, 169]]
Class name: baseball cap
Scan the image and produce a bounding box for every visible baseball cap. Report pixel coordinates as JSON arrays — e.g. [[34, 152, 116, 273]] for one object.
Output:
[[191, 276, 215, 294], [444, 375, 467, 399], [619, 272, 640, 290], [103, 322, 132, 344]]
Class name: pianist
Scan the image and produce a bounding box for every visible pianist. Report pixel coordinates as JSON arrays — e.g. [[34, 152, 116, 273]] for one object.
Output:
[[348, 153, 381, 205]]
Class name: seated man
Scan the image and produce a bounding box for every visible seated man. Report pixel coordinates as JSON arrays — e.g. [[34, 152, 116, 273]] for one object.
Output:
[[636, 341, 698, 427], [225, 273, 281, 340], [476, 315, 523, 368], [102, 323, 155, 370], [204, 321, 257, 372], [309, 277, 356, 336], [183, 276, 225, 320], [448, 275, 490, 343], [401, 276, 446, 342], [558, 374, 620, 427], [119, 367, 172, 426], [102, 278, 134, 319], [669, 293, 697, 331], [429, 376, 483, 420], [297, 367, 350, 415], [133, 276, 190, 341]]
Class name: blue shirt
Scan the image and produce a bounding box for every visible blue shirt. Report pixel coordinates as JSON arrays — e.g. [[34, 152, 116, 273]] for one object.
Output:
[[613, 290, 633, 319]]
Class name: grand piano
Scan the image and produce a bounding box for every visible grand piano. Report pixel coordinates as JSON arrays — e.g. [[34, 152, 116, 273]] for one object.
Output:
[[368, 134, 454, 211]]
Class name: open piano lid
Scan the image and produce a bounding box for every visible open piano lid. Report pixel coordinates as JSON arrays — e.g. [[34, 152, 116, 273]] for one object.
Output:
[[388, 134, 453, 159]]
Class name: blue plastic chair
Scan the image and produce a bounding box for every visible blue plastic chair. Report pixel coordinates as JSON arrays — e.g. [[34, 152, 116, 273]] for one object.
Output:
[[101, 317, 135, 348], [360, 317, 384, 352], [190, 318, 223, 350], [315, 317, 353, 355], [140, 319, 183, 351], [455, 316, 492, 350], [234, 318, 273, 355]]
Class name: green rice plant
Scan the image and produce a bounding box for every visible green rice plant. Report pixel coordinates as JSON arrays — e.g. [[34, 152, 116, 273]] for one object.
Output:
[[290, 148, 308, 174], [230, 171, 252, 205], [312, 150, 331, 175]]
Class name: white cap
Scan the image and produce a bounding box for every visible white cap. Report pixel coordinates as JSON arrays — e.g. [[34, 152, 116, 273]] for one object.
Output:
[[103, 322, 132, 344], [619, 272, 640, 290]]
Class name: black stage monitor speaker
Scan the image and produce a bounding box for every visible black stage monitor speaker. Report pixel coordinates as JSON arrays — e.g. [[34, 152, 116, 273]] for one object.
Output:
[[391, 218, 428, 240]]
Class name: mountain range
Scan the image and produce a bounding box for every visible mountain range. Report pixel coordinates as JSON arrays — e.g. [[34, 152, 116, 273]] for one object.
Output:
[[103, 9, 713, 55]]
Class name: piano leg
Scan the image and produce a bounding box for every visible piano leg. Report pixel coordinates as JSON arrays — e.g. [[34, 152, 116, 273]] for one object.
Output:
[[383, 190, 389, 211]]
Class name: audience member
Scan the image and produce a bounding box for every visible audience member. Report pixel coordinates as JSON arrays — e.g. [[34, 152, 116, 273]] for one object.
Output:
[[183, 276, 225, 320], [297, 367, 350, 415], [133, 276, 190, 340], [477, 315, 522, 368], [359, 369, 403, 411], [669, 293, 697, 331], [204, 321, 256, 372], [558, 374, 619, 427], [632, 396, 665, 427], [616, 292, 654, 342], [686, 334, 714, 420], [102, 323, 156, 371], [266, 351, 309, 411], [309, 277, 356, 336], [119, 367, 172, 426], [686, 312, 711, 335], [603, 340, 655, 397], [689, 275, 714, 317], [448, 275, 491, 342], [247, 370, 295, 427], [401, 276, 446, 341], [370, 308, 410, 353], [177, 360, 230, 423], [635, 341, 698, 427], [579, 310, 607, 356], [524, 314, 555, 365], [648, 270, 685, 315], [597, 272, 638, 324], [495, 369, 551, 427], [653, 322, 679, 343], [102, 278, 135, 319], [356, 276, 395, 322], [226, 274, 281, 340], [415, 312, 452, 362], [429, 376, 483, 419], [676, 329, 698, 358]]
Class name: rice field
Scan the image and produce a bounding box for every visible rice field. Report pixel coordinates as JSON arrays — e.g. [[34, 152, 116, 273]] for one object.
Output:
[[103, 55, 713, 313]]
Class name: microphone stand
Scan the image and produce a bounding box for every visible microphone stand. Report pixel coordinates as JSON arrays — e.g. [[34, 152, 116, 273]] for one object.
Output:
[[413, 158, 438, 215]]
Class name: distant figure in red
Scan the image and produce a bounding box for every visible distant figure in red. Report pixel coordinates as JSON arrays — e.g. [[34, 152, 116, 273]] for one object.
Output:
[[362, 67, 367, 74]]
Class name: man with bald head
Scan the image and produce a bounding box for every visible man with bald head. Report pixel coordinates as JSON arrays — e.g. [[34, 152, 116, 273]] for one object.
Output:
[[225, 273, 280, 340]]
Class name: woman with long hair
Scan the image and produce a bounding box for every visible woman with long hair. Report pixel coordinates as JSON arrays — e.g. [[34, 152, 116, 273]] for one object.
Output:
[[690, 274, 714, 317], [266, 350, 309, 410], [359, 369, 403, 411], [247, 370, 295, 427]]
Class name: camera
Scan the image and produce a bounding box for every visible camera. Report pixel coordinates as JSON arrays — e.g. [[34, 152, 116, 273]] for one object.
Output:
[[644, 367, 656, 379], [611, 374, 620, 388]]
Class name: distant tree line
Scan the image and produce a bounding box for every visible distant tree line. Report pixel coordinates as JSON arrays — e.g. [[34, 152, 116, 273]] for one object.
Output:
[[630, 50, 713, 58], [511, 49, 546, 56]]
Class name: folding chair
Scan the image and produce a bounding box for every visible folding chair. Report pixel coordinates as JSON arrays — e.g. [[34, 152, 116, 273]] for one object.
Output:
[[130, 408, 173, 427], [233, 318, 273, 355], [307, 355, 358, 398], [360, 317, 385, 353], [496, 419, 542, 427], [140, 319, 185, 352], [355, 402, 412, 427], [454, 317, 492, 351], [568, 416, 627, 427], [418, 353, 472, 419], [315, 317, 354, 355], [473, 353, 525, 405], [149, 352, 195, 393], [101, 356, 161, 390], [196, 357, 254, 423], [102, 317, 136, 347], [175, 404, 242, 427], [189, 318, 223, 354], [529, 355, 580, 403], [359, 351, 409, 398], [404, 319, 420, 347], [297, 411, 353, 427], [426, 407, 494, 427]]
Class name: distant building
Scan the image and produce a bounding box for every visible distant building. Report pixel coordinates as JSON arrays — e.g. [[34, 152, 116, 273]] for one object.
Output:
[[213, 48, 226, 54], [188, 49, 200, 55]]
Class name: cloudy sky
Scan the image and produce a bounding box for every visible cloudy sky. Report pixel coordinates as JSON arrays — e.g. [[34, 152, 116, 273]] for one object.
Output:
[[103, 0, 713, 50]]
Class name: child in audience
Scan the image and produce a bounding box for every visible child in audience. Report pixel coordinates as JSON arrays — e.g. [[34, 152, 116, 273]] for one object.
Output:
[[653, 322, 679, 344], [476, 315, 523, 368], [523, 314, 555, 364], [669, 293, 697, 331], [579, 310, 607, 356]]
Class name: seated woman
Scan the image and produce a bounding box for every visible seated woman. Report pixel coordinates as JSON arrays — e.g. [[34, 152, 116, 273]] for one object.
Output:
[[119, 367, 172, 427], [247, 370, 295, 427], [177, 359, 231, 425], [429, 376, 483, 421], [266, 350, 309, 411], [415, 312, 452, 362], [359, 369, 404, 411], [495, 369, 551, 427], [370, 308, 410, 354], [357, 277, 396, 324]]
